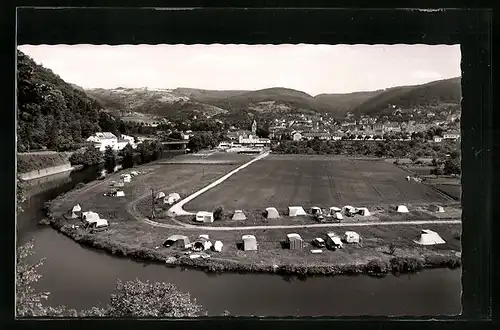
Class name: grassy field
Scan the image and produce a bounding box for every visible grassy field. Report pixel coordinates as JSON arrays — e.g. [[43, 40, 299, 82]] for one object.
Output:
[[46, 153, 462, 277], [184, 154, 454, 212]]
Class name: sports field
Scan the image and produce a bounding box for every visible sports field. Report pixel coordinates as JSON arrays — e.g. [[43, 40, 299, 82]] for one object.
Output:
[[184, 154, 453, 212]]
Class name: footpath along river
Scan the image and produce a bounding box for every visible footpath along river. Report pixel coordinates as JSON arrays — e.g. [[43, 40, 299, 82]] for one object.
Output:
[[17, 165, 462, 317]]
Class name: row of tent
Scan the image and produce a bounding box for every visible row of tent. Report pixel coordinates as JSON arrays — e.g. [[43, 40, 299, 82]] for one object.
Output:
[[68, 204, 109, 229], [164, 234, 224, 252], [193, 204, 445, 223], [155, 192, 182, 205], [109, 171, 140, 188]]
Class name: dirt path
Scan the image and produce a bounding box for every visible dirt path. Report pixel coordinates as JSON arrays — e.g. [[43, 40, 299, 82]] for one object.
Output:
[[166, 151, 270, 216]]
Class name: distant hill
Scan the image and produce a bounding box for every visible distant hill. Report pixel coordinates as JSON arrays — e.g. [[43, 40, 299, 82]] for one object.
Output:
[[314, 90, 386, 115], [17, 50, 103, 152], [352, 77, 462, 116], [85, 77, 462, 123]]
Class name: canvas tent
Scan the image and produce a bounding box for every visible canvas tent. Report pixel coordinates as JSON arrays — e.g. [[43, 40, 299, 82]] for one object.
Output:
[[342, 205, 357, 215], [156, 191, 166, 200], [326, 232, 343, 249], [164, 193, 181, 205], [265, 207, 280, 219], [287, 233, 304, 250], [328, 207, 341, 214], [212, 240, 223, 252], [123, 176, 131, 183], [115, 190, 125, 197], [357, 207, 371, 216], [193, 240, 212, 251], [130, 171, 139, 176], [81, 211, 100, 223], [232, 210, 247, 221], [311, 207, 323, 215], [199, 234, 209, 240], [288, 206, 307, 217], [196, 211, 214, 223], [164, 235, 190, 248], [332, 212, 343, 220], [69, 211, 79, 219], [396, 205, 409, 213], [72, 204, 82, 213], [242, 235, 258, 251], [413, 229, 446, 245], [429, 205, 445, 213], [344, 231, 361, 243]]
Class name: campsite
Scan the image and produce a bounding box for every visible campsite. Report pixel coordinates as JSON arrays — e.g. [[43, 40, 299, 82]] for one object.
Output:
[[46, 151, 462, 277]]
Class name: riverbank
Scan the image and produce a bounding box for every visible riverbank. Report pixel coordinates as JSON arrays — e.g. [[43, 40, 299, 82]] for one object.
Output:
[[44, 153, 462, 278]]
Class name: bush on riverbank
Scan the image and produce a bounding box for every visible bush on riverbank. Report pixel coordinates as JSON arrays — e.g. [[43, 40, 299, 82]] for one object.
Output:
[[272, 140, 459, 159]]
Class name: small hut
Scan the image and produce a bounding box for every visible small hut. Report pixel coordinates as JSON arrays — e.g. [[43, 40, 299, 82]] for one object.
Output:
[[242, 235, 257, 251], [286, 233, 304, 250], [265, 207, 280, 219], [232, 210, 247, 221]]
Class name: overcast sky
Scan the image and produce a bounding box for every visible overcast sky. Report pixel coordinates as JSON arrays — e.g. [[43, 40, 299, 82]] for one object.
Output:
[[18, 44, 461, 96]]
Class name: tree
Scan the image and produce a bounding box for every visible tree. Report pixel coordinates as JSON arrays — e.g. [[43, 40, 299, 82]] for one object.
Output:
[[213, 206, 224, 221], [430, 166, 444, 176], [410, 154, 419, 163], [104, 146, 117, 174], [443, 158, 461, 175], [69, 146, 103, 167], [168, 131, 184, 140]]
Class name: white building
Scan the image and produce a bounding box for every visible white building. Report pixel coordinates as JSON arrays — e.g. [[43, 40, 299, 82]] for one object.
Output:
[[443, 132, 460, 141], [238, 134, 271, 147], [87, 132, 136, 152]]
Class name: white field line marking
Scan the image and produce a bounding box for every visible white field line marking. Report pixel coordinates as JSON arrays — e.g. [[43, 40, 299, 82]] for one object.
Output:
[[141, 218, 461, 231], [167, 152, 270, 216]]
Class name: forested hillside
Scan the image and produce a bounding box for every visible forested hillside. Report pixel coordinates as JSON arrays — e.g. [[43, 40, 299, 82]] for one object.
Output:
[[17, 50, 104, 152], [353, 77, 462, 116]]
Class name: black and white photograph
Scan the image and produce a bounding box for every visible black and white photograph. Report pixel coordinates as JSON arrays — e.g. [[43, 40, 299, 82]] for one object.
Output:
[[15, 11, 471, 318]]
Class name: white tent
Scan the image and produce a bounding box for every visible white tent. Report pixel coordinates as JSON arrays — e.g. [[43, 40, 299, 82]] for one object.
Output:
[[414, 229, 446, 245], [196, 211, 214, 223], [199, 234, 209, 240], [332, 212, 343, 220], [397, 205, 409, 213], [357, 207, 371, 216], [165, 193, 181, 205], [212, 240, 223, 252], [344, 231, 361, 243], [288, 206, 307, 217], [329, 207, 341, 214], [429, 205, 445, 213], [81, 211, 100, 222], [232, 210, 247, 220], [342, 205, 356, 214], [116, 190, 125, 197], [242, 235, 258, 251], [94, 218, 109, 228], [156, 191, 166, 199], [72, 204, 81, 212], [311, 206, 323, 215], [326, 232, 343, 249], [123, 176, 131, 183], [265, 207, 280, 219], [69, 212, 79, 219], [130, 171, 139, 176]]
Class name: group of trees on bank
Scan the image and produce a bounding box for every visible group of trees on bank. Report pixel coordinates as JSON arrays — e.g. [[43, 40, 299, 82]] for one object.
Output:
[[272, 139, 459, 160], [187, 132, 226, 153], [430, 150, 461, 176], [17, 51, 103, 152]]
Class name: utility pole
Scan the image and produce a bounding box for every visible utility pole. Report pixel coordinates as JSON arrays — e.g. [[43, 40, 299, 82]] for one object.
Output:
[[151, 188, 155, 219]]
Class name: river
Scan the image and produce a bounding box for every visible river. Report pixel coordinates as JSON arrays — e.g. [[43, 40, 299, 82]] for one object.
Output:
[[17, 166, 462, 317]]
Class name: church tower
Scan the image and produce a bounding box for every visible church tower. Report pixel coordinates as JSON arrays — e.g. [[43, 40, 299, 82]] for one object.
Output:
[[251, 119, 257, 135]]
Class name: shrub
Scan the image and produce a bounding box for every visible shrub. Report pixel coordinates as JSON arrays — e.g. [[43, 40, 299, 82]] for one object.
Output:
[[213, 206, 224, 221]]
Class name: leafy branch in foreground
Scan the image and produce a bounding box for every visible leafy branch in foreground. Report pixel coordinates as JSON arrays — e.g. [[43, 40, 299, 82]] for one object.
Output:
[[16, 240, 208, 318]]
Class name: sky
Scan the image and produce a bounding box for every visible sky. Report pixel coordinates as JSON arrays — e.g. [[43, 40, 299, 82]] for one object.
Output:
[[17, 44, 461, 96]]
